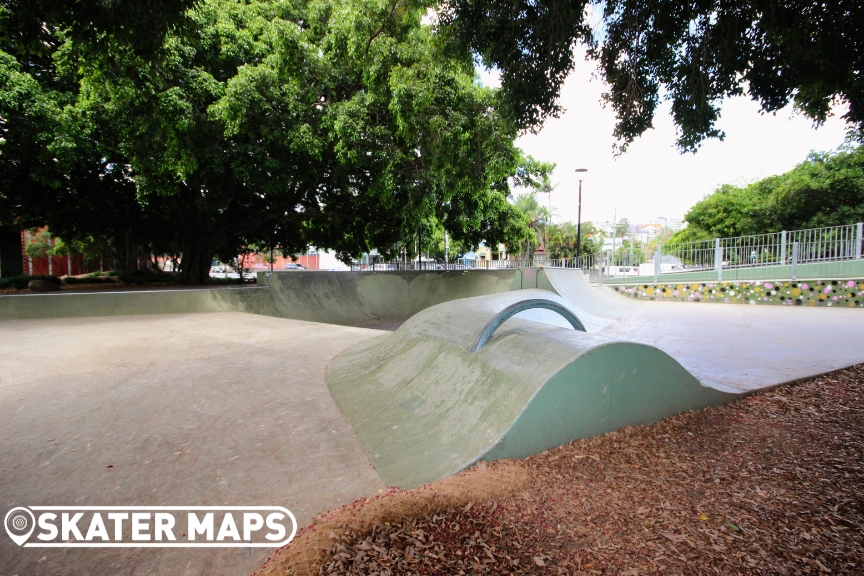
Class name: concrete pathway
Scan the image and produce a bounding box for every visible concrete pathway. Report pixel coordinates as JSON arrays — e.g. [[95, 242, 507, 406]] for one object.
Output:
[[0, 313, 386, 576]]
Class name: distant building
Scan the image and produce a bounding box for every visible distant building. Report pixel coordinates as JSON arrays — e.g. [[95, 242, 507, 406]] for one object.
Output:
[[476, 242, 507, 261], [634, 223, 663, 244], [650, 217, 683, 231], [594, 221, 615, 236]]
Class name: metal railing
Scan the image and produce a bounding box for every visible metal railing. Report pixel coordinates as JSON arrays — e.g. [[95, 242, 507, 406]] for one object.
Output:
[[350, 259, 530, 271], [569, 222, 863, 283], [343, 222, 863, 281]]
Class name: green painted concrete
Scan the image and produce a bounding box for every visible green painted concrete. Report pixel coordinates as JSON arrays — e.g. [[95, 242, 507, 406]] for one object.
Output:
[[0, 288, 225, 320], [326, 289, 736, 488], [483, 341, 732, 462], [603, 258, 864, 285], [242, 270, 516, 327], [0, 270, 516, 325]]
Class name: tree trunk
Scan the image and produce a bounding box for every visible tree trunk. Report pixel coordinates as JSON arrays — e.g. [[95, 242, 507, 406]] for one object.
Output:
[[178, 239, 214, 285]]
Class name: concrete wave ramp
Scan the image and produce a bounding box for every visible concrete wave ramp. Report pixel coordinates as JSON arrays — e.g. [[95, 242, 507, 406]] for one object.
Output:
[[326, 289, 737, 488]]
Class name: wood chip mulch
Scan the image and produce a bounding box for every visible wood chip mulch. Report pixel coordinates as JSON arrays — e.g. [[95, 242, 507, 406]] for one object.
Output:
[[255, 365, 864, 576]]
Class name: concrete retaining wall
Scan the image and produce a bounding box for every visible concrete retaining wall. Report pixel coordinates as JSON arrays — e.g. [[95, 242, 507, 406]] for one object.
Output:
[[612, 279, 864, 308], [0, 270, 518, 324]]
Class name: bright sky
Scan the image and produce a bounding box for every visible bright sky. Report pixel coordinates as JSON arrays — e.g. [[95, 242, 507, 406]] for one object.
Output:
[[479, 48, 850, 227]]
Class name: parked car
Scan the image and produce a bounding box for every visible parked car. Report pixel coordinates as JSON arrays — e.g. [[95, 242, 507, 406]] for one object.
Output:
[[284, 263, 306, 270]]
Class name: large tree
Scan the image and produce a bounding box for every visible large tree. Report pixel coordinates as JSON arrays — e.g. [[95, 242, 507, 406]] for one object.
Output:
[[1, 0, 542, 283], [441, 0, 864, 152], [671, 145, 864, 241]]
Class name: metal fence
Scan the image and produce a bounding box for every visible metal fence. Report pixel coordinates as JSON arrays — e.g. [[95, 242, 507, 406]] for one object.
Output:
[[349, 259, 529, 272], [568, 222, 863, 283], [345, 222, 863, 282]]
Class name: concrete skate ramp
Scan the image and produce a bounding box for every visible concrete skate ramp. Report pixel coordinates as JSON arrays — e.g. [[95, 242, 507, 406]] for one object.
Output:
[[515, 267, 640, 331], [0, 270, 516, 325], [326, 289, 736, 488], [226, 269, 517, 327]]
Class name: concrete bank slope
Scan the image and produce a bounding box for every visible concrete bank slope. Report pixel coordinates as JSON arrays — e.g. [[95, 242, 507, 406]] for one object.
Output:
[[520, 267, 640, 319], [0, 270, 516, 324], [326, 290, 736, 489], [231, 269, 518, 327]]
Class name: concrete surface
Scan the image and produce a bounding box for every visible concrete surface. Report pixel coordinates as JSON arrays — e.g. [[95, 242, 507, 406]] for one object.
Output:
[[538, 268, 864, 391], [234, 270, 517, 327], [0, 313, 386, 576], [0, 287, 227, 320], [598, 300, 864, 391], [0, 270, 516, 327], [326, 290, 734, 489], [2, 266, 863, 576]]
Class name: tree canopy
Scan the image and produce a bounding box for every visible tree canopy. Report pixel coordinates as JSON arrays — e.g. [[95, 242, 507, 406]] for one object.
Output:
[[670, 145, 864, 242], [1, 0, 546, 283], [0, 0, 196, 60], [511, 190, 602, 259], [441, 0, 864, 152]]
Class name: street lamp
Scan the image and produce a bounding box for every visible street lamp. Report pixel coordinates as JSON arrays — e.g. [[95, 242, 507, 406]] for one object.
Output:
[[575, 169, 588, 260]]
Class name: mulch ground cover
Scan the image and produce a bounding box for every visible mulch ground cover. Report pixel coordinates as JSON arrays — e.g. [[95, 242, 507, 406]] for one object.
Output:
[[256, 364, 864, 576]]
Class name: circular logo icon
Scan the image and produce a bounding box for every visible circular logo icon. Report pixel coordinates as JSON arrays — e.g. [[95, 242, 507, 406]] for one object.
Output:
[[4, 507, 35, 546]]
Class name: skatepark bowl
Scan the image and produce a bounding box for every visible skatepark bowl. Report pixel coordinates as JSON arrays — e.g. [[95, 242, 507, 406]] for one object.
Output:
[[2, 268, 863, 575]]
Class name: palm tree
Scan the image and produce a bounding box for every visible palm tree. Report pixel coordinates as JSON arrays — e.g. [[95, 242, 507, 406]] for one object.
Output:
[[513, 192, 545, 260], [538, 175, 558, 248]]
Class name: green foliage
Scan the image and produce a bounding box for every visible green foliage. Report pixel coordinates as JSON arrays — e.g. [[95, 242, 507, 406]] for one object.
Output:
[[115, 268, 178, 285], [677, 184, 756, 239], [544, 221, 603, 259], [511, 191, 545, 257], [439, 0, 591, 128], [612, 239, 647, 265], [0, 274, 59, 289], [1, 0, 546, 284], [511, 185, 601, 259], [0, 0, 196, 63], [23, 229, 55, 260], [681, 145, 864, 239], [442, 0, 864, 152]]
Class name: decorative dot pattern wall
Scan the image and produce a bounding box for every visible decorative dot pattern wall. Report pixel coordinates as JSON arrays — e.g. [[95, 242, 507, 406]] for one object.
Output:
[[615, 279, 864, 308]]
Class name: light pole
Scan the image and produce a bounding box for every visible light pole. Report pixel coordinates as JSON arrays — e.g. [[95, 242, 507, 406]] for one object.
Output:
[[575, 168, 588, 260]]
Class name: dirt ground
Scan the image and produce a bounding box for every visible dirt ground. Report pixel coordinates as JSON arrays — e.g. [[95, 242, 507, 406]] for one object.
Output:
[[255, 364, 864, 576]]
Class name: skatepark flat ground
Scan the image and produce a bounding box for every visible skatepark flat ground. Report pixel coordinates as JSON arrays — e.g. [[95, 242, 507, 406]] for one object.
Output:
[[597, 298, 864, 392], [2, 270, 863, 576], [536, 268, 864, 393], [0, 312, 387, 576]]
